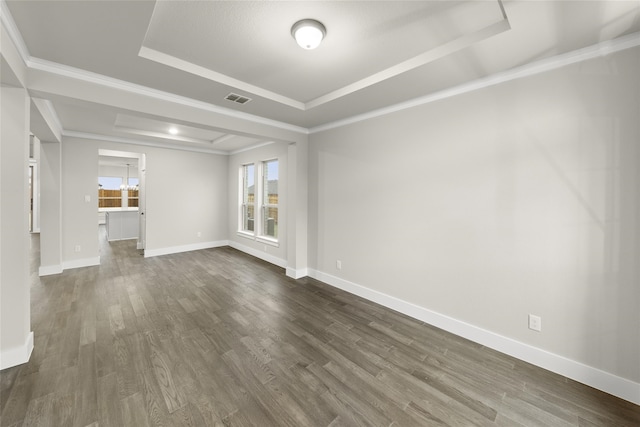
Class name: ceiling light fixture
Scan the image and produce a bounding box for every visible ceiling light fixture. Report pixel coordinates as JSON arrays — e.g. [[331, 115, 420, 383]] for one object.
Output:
[[168, 127, 178, 135], [291, 19, 326, 50]]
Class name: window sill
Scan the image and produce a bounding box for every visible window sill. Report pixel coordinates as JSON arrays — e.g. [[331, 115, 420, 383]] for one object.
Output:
[[99, 207, 139, 212], [257, 236, 279, 247], [236, 231, 279, 248], [237, 231, 255, 240]]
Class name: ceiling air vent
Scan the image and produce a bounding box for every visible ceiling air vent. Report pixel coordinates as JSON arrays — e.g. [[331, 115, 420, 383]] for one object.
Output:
[[225, 93, 252, 105]]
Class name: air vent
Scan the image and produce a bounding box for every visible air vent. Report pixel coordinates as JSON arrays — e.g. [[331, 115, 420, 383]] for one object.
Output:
[[225, 93, 252, 105]]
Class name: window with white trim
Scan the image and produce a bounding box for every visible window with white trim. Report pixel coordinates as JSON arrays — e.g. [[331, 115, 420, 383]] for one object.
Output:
[[98, 176, 139, 208], [238, 159, 279, 243], [127, 177, 139, 207], [261, 159, 278, 239], [98, 177, 122, 208], [240, 163, 255, 233]]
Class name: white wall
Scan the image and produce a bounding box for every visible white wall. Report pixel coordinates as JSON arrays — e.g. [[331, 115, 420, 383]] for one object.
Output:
[[39, 141, 62, 275], [144, 144, 227, 254], [227, 142, 288, 266], [0, 87, 33, 369], [61, 138, 101, 268], [308, 47, 640, 394], [61, 137, 228, 261]]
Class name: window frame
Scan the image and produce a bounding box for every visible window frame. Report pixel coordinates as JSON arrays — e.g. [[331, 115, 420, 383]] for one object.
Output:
[[238, 163, 256, 236], [237, 159, 279, 247], [259, 159, 278, 243], [127, 178, 139, 208]]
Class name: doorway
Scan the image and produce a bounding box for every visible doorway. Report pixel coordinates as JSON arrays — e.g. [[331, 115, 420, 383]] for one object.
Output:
[[98, 149, 146, 257]]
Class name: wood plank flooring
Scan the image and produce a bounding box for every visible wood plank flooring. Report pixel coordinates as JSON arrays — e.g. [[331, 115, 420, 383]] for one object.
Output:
[[1, 228, 639, 426]]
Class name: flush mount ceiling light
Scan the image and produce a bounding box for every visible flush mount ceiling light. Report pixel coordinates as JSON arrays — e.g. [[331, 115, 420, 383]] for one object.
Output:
[[291, 19, 326, 50], [168, 126, 178, 135]]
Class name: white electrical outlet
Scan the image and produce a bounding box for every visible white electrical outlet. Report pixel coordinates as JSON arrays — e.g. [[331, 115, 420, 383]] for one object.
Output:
[[74, 245, 81, 253], [197, 231, 202, 237], [528, 314, 542, 332], [336, 260, 342, 270]]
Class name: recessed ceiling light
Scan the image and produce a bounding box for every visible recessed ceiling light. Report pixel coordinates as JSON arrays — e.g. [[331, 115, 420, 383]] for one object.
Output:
[[168, 127, 178, 135], [291, 19, 326, 50]]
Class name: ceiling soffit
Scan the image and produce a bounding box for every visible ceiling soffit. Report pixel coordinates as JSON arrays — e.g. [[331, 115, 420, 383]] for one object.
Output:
[[112, 113, 264, 152], [4, 0, 640, 152], [139, 0, 510, 111]]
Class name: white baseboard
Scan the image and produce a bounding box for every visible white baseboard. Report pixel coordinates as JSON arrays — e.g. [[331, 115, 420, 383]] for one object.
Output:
[[62, 256, 100, 270], [307, 269, 640, 405], [0, 331, 34, 370], [286, 267, 309, 279], [38, 264, 63, 276], [40, 256, 100, 276], [228, 240, 287, 268], [144, 240, 229, 258]]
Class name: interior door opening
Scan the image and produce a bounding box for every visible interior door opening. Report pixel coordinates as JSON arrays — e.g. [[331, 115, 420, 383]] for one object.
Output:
[[98, 149, 146, 259]]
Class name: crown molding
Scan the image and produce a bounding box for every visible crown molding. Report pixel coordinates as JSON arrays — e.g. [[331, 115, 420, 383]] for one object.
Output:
[[140, 0, 509, 112], [63, 131, 230, 156], [41, 98, 63, 132], [229, 140, 277, 156], [3, 0, 639, 145], [27, 57, 308, 136], [1, 0, 308, 137], [22, 31, 640, 145], [31, 98, 63, 142], [66, 129, 277, 156], [112, 125, 214, 146], [212, 134, 237, 146], [139, 46, 306, 110], [0, 0, 29, 65], [305, 9, 510, 110], [310, 31, 640, 134]]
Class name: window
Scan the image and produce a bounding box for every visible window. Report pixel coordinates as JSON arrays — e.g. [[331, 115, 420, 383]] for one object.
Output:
[[240, 164, 255, 232], [98, 176, 139, 208], [238, 159, 279, 243], [262, 159, 278, 239], [98, 177, 122, 208], [127, 178, 139, 208]]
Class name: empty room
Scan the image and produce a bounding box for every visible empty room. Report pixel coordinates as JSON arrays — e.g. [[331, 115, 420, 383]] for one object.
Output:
[[1, 1, 639, 425]]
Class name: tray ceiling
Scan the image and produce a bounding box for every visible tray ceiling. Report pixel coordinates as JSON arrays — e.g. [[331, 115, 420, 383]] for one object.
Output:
[[3, 0, 639, 153]]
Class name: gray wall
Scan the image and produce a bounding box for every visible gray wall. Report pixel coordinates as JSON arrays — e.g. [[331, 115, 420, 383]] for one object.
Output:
[[61, 138, 101, 264], [59, 138, 228, 263], [0, 87, 32, 367], [308, 47, 640, 383], [40, 141, 62, 273], [145, 144, 227, 251]]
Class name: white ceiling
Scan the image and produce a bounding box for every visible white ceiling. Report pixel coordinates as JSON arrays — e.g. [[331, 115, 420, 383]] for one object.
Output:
[[3, 0, 640, 153]]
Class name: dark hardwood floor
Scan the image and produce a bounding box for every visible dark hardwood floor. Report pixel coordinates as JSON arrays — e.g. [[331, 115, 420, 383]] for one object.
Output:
[[1, 228, 639, 426]]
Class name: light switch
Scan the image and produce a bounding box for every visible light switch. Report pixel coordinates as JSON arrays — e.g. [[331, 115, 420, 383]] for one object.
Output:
[[84, 195, 91, 203]]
